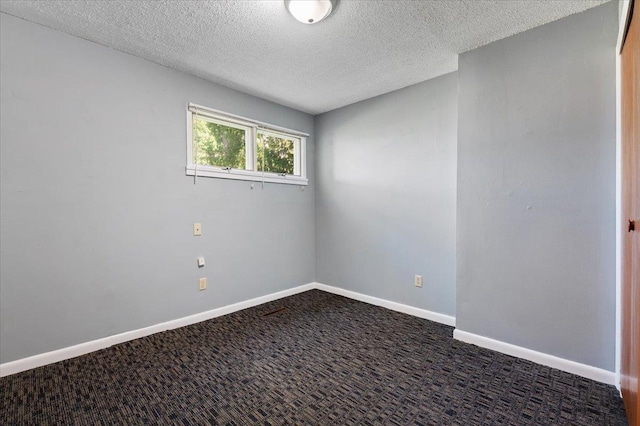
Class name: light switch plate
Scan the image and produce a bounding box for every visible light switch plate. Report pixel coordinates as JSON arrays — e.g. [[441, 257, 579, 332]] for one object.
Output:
[[415, 275, 423, 288]]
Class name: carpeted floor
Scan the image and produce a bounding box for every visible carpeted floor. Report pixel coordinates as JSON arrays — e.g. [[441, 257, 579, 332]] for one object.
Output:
[[0, 290, 628, 425]]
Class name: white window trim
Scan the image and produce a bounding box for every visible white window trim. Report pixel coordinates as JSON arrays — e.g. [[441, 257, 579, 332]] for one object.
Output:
[[186, 103, 308, 186]]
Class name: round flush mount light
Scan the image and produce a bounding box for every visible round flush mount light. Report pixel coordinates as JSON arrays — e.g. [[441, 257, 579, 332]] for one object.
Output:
[[285, 0, 337, 24]]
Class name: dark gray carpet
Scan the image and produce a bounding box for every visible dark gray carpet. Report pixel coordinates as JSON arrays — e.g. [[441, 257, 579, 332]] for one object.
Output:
[[0, 290, 628, 425]]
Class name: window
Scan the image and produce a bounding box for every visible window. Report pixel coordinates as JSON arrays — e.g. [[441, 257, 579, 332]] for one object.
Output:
[[186, 104, 307, 185], [193, 116, 250, 170], [257, 130, 298, 176]]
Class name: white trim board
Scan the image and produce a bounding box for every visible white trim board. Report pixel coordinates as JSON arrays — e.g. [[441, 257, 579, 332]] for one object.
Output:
[[615, 47, 622, 393], [613, 0, 633, 393], [313, 283, 456, 327], [316, 284, 615, 385], [1, 282, 616, 387], [0, 283, 315, 377], [617, 0, 633, 53], [0, 282, 456, 377], [453, 329, 616, 385]]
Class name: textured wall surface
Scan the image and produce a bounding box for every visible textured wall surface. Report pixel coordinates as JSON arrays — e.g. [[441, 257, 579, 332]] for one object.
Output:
[[0, 13, 315, 363], [315, 73, 458, 317], [456, 2, 617, 370]]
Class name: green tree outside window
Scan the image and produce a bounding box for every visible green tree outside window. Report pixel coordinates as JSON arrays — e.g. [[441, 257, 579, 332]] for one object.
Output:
[[193, 117, 296, 175], [257, 133, 294, 175], [193, 118, 246, 169]]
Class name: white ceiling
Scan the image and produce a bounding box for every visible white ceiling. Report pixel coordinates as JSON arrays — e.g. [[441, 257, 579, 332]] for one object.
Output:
[[0, 0, 612, 114]]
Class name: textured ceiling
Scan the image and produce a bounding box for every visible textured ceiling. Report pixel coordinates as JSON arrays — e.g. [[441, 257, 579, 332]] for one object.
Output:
[[0, 0, 612, 114]]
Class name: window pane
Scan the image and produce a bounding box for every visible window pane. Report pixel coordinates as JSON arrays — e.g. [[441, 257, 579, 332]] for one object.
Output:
[[193, 117, 246, 169], [257, 133, 295, 175]]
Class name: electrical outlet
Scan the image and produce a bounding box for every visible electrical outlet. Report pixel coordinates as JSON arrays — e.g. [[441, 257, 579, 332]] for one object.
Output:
[[193, 223, 202, 236], [415, 275, 423, 288], [199, 277, 207, 290]]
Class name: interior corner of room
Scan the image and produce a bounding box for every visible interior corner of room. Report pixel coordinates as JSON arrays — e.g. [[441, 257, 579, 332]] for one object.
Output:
[[0, 0, 637, 423]]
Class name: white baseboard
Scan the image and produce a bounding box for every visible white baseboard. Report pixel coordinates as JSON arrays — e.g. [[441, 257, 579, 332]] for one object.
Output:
[[1, 282, 616, 388], [0, 283, 315, 377], [0, 282, 455, 377], [313, 282, 456, 327], [453, 329, 616, 385]]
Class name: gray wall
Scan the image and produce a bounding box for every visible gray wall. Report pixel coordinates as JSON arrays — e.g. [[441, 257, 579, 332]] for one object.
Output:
[[1, 2, 619, 372], [0, 13, 315, 364], [456, 2, 617, 370], [315, 73, 458, 317]]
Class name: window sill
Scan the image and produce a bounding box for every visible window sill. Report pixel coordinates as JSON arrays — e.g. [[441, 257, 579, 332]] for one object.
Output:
[[186, 166, 308, 186]]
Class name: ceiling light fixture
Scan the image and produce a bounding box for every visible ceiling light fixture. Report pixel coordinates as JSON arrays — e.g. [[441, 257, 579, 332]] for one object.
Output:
[[284, 0, 336, 25]]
